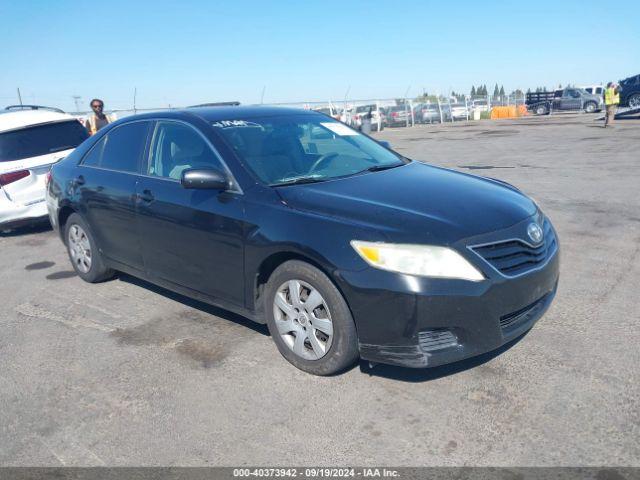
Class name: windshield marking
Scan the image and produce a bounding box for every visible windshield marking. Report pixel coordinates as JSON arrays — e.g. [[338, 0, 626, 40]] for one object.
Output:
[[211, 120, 262, 129]]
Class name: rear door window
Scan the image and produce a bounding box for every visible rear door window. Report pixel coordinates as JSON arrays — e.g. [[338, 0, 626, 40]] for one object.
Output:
[[86, 121, 150, 173], [0, 120, 89, 162]]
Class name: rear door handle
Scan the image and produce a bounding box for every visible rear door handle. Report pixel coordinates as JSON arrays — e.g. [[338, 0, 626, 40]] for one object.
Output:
[[137, 189, 154, 203]]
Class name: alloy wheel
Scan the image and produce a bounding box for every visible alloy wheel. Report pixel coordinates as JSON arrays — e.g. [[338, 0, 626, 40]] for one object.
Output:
[[68, 224, 92, 273], [273, 279, 334, 360], [629, 94, 640, 109]]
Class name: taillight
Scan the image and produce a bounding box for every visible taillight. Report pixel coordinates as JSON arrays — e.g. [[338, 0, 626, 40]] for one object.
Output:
[[45, 171, 52, 187], [0, 170, 30, 187], [392, 112, 398, 117]]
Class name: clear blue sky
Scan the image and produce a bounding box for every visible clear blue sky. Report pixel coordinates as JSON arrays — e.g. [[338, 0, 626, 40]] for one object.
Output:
[[1, 0, 638, 111]]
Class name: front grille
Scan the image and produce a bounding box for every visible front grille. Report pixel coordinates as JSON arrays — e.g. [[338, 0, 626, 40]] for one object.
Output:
[[418, 329, 458, 352], [500, 294, 549, 331], [470, 219, 557, 277]]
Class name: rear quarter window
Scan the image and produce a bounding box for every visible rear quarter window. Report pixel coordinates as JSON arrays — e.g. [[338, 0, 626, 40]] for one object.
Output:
[[81, 121, 150, 173], [0, 120, 89, 162]]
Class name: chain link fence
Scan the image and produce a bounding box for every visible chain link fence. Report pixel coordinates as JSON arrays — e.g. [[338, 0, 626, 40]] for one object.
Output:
[[48, 88, 607, 130]]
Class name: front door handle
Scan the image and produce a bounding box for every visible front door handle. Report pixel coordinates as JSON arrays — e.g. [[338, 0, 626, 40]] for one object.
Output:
[[137, 189, 154, 203]]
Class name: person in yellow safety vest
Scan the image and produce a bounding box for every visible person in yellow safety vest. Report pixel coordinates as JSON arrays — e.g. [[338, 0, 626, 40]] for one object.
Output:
[[84, 98, 114, 135], [603, 82, 620, 128]]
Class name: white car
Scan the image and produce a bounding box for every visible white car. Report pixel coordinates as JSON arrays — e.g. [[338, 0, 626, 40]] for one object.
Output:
[[450, 104, 469, 120], [579, 85, 604, 96], [0, 107, 89, 231], [348, 104, 384, 131]]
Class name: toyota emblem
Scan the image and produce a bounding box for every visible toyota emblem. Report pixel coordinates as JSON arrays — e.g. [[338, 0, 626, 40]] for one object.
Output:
[[527, 223, 543, 244]]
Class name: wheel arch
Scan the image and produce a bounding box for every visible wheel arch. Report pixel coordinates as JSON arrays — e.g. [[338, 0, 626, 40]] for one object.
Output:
[[251, 250, 355, 327], [57, 205, 77, 241]]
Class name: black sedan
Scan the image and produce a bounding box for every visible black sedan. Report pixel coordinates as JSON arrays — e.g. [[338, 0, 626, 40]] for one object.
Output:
[[46, 106, 559, 375]]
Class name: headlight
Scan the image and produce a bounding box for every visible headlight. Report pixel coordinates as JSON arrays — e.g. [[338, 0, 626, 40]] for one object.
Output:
[[351, 241, 484, 281]]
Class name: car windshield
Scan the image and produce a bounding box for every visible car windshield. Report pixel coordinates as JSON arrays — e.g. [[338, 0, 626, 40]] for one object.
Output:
[[212, 115, 406, 186], [355, 105, 375, 113], [0, 120, 89, 162]]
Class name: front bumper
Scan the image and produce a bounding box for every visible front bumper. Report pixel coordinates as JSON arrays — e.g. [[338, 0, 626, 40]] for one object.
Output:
[[338, 218, 560, 368]]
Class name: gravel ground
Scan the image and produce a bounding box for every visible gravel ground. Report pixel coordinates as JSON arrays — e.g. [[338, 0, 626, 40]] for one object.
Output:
[[1, 114, 638, 466]]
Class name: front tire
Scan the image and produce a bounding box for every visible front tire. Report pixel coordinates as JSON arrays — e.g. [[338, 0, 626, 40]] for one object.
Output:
[[264, 260, 359, 375], [628, 93, 640, 109], [584, 101, 597, 113], [535, 104, 548, 115], [64, 213, 115, 283]]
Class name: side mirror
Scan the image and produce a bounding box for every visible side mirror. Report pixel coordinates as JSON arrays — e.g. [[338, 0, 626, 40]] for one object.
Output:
[[378, 140, 391, 149], [181, 168, 230, 190]]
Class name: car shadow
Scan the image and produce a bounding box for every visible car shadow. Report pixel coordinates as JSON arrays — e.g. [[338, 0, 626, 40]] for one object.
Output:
[[117, 273, 270, 337], [113, 273, 529, 380], [358, 330, 530, 383], [0, 221, 52, 237]]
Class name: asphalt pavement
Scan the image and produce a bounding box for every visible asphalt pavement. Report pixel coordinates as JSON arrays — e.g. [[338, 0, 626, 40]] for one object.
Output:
[[1, 114, 638, 466]]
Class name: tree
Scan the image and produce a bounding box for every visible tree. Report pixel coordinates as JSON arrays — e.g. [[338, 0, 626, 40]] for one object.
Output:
[[527, 88, 531, 94], [471, 86, 476, 97], [499, 85, 505, 97], [493, 83, 500, 98]]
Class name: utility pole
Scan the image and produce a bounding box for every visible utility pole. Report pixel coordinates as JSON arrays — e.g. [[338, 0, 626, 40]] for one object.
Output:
[[343, 85, 351, 123], [17, 88, 23, 106], [260, 85, 266, 104], [72, 95, 82, 113], [133, 87, 137, 115], [403, 86, 411, 127]]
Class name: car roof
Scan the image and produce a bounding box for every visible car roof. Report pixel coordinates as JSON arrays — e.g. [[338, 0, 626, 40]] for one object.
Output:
[[119, 105, 319, 125], [0, 109, 78, 134], [187, 105, 316, 121]]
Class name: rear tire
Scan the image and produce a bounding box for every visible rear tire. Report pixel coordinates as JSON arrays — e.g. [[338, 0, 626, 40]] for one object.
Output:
[[264, 260, 359, 375], [64, 213, 115, 283]]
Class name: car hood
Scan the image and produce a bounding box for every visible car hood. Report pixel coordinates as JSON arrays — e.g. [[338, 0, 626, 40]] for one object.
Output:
[[276, 162, 537, 244]]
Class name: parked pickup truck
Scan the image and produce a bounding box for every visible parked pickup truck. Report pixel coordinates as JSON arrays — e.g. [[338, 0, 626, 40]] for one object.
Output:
[[526, 88, 603, 115]]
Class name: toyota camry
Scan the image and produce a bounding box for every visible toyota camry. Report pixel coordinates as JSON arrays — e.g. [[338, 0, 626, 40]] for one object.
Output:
[[47, 106, 559, 375]]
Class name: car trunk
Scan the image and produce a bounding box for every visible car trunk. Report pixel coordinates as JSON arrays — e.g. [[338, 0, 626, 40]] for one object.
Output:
[[0, 150, 72, 207]]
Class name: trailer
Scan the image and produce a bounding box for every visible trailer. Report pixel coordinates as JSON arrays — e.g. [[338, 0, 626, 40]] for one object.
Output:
[[526, 88, 603, 115]]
